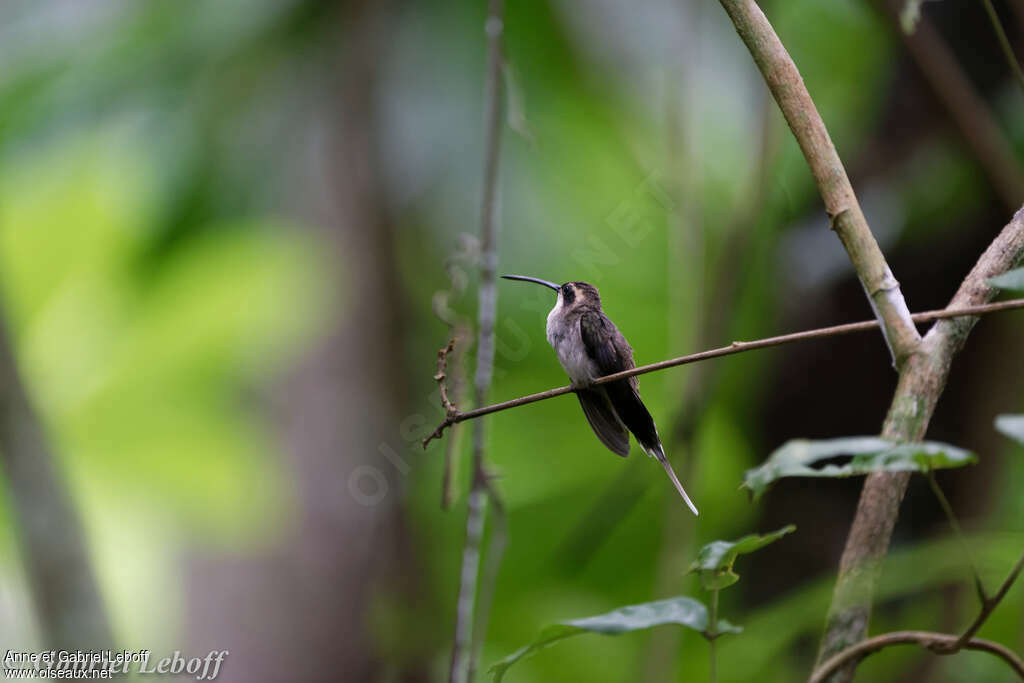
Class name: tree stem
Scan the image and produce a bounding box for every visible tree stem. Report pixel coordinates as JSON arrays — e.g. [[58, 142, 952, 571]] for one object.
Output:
[[716, 0, 920, 367], [708, 588, 720, 683], [818, 208, 1024, 681], [449, 0, 506, 680]]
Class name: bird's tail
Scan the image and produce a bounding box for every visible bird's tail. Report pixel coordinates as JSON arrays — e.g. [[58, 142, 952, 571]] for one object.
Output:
[[604, 379, 699, 516], [646, 443, 699, 516]]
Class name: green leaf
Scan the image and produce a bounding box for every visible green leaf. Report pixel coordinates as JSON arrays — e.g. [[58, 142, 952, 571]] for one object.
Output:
[[987, 267, 1024, 291], [689, 526, 796, 590], [996, 415, 1024, 446], [742, 437, 976, 501], [488, 597, 741, 682]]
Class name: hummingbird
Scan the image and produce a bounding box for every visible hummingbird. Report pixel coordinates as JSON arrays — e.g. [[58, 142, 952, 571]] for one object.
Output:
[[502, 275, 699, 515]]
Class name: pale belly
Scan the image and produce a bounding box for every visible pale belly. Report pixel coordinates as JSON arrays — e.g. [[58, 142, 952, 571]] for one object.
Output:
[[546, 307, 598, 384]]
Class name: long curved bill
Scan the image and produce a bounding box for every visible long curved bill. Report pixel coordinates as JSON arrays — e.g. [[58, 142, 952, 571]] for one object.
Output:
[[501, 274, 560, 291]]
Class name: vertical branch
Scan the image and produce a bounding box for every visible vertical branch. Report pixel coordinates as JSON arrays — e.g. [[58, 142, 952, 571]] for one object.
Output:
[[450, 484, 487, 683], [449, 1, 506, 682], [467, 490, 507, 683], [0, 304, 112, 649], [707, 587, 721, 683]]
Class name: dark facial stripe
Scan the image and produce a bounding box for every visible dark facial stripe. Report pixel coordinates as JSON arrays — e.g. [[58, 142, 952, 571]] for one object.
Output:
[[561, 283, 575, 304]]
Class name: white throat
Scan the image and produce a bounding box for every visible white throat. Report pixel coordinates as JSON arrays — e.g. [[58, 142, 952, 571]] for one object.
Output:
[[545, 290, 564, 337]]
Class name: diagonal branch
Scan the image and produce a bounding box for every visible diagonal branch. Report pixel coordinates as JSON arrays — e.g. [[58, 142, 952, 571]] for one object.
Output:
[[716, 0, 920, 368], [980, 0, 1024, 96], [818, 207, 1024, 681], [954, 550, 1024, 649], [421, 298, 1024, 447], [924, 473, 1024, 650], [809, 630, 1024, 683]]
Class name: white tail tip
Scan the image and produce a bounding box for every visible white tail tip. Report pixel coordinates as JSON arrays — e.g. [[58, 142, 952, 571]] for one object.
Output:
[[649, 448, 699, 516]]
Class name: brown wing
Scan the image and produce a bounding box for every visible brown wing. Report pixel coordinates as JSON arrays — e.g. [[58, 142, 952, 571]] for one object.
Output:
[[576, 388, 630, 457], [579, 310, 660, 453]]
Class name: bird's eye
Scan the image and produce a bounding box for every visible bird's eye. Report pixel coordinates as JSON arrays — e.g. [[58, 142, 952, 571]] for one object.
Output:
[[561, 284, 575, 304]]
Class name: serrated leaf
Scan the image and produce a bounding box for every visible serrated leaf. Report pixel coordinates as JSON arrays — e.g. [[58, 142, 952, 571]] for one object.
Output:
[[689, 526, 796, 590], [996, 415, 1024, 446], [987, 267, 1024, 291], [742, 437, 976, 501], [488, 597, 741, 682]]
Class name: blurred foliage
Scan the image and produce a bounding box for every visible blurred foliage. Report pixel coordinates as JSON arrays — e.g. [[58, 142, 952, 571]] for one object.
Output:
[[0, 129, 328, 643], [0, 0, 331, 648]]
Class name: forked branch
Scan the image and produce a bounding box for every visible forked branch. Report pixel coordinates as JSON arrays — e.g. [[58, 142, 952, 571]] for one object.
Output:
[[808, 630, 1024, 683], [955, 550, 1024, 649]]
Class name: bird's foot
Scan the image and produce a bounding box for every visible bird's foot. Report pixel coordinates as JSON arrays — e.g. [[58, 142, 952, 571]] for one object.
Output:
[[570, 379, 594, 392]]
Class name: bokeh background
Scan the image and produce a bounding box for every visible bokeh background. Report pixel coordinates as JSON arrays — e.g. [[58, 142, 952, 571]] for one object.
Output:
[[0, 0, 1022, 681]]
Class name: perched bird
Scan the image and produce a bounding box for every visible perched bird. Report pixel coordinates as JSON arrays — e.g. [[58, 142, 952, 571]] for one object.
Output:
[[502, 275, 699, 515]]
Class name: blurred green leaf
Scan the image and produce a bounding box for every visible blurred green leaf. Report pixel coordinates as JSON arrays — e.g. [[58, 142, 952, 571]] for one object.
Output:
[[689, 525, 797, 591], [743, 438, 976, 501], [0, 136, 328, 541], [987, 267, 1024, 291], [488, 597, 741, 682], [996, 415, 1024, 445]]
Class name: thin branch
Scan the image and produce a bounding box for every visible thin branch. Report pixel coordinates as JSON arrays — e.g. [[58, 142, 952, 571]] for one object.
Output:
[[981, 0, 1024, 96], [422, 297, 1024, 447], [716, 0, 920, 368], [432, 238, 475, 509], [441, 420, 465, 510], [922, 473, 1024, 652], [706, 587, 721, 683], [925, 471, 987, 603], [433, 339, 459, 416], [432, 338, 466, 509], [450, 485, 487, 683], [467, 477, 507, 683], [809, 630, 1024, 683], [449, 0, 506, 681], [955, 549, 1024, 649]]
